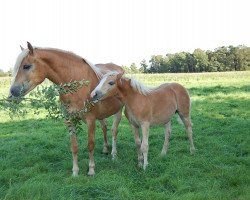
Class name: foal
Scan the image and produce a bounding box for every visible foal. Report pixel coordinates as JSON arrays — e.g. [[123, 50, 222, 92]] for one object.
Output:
[[91, 72, 195, 169]]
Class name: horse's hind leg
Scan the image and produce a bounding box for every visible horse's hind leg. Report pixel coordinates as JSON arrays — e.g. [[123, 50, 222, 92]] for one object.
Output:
[[99, 119, 109, 154], [161, 121, 172, 156], [131, 124, 143, 167], [179, 114, 195, 154], [141, 122, 150, 170], [111, 109, 122, 159], [66, 121, 79, 176]]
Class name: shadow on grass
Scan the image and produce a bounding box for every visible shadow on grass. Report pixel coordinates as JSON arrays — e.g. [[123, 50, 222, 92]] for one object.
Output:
[[189, 84, 250, 96]]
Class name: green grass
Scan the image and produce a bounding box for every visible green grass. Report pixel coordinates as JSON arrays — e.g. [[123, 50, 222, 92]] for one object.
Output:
[[0, 71, 250, 199]]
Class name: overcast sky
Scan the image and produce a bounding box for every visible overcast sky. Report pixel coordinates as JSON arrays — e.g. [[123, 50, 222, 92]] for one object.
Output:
[[0, 0, 249, 71]]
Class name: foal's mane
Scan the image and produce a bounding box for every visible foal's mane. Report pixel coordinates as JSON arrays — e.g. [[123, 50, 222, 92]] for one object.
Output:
[[128, 76, 154, 95], [106, 72, 153, 96]]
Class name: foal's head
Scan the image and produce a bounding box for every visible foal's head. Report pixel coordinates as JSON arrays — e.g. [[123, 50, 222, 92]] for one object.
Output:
[[9, 42, 46, 98], [90, 72, 125, 102]]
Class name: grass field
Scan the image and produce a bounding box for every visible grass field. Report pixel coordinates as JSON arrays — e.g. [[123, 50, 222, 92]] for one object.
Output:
[[0, 71, 250, 199]]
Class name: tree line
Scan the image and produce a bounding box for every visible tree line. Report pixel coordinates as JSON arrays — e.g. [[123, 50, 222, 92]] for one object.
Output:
[[123, 45, 250, 73], [1, 45, 249, 76]]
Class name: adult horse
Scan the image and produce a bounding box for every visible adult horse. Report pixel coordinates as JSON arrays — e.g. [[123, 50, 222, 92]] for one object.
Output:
[[9, 42, 124, 176]]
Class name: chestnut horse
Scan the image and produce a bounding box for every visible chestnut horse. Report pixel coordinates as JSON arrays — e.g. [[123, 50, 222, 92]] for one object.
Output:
[[9, 42, 124, 175], [91, 72, 195, 170]]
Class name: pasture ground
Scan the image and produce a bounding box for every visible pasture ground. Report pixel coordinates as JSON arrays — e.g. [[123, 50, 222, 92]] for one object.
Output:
[[0, 72, 250, 199]]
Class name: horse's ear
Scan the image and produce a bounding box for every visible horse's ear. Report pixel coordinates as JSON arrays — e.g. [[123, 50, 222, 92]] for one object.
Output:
[[117, 72, 124, 80], [27, 41, 34, 55], [20, 45, 24, 51]]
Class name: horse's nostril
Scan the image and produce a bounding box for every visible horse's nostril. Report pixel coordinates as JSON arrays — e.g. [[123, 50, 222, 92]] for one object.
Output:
[[91, 91, 102, 101], [10, 86, 21, 97]]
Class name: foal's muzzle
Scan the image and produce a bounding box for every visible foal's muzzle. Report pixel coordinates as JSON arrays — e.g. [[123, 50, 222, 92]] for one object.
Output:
[[91, 90, 103, 103]]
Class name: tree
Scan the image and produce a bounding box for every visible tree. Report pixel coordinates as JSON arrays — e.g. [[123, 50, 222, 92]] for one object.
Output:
[[140, 59, 148, 73], [193, 49, 209, 72]]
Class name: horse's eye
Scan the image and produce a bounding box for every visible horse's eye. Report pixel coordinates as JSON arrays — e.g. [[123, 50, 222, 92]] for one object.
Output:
[[108, 81, 115, 86], [23, 64, 32, 70]]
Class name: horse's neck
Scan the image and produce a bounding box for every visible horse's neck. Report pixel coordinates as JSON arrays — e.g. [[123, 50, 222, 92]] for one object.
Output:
[[118, 81, 144, 108], [38, 49, 97, 85]]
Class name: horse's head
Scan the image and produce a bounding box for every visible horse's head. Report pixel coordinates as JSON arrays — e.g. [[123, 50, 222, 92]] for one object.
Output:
[[90, 72, 124, 102], [9, 42, 46, 98]]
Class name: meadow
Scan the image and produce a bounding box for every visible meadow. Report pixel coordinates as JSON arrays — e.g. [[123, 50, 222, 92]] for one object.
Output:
[[0, 71, 249, 199]]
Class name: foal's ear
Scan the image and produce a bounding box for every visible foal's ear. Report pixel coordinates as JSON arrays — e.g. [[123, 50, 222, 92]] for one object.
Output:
[[20, 45, 24, 51], [27, 41, 34, 55], [116, 72, 124, 80], [116, 72, 124, 86]]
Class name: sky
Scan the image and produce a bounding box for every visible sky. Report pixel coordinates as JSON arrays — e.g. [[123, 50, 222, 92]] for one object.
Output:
[[0, 0, 249, 72]]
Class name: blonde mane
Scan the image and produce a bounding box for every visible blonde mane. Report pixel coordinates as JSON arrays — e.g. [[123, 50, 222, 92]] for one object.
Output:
[[128, 76, 154, 95], [82, 58, 103, 79], [102, 72, 154, 96]]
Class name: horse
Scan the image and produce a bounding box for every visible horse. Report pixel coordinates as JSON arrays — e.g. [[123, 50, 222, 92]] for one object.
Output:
[[90, 72, 196, 170], [9, 42, 124, 176]]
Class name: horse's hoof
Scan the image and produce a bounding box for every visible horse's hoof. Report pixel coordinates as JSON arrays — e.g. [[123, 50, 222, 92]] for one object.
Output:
[[161, 150, 167, 156], [72, 168, 79, 176], [190, 147, 196, 154], [137, 162, 143, 168], [72, 171, 79, 177], [87, 169, 95, 176], [102, 147, 109, 154]]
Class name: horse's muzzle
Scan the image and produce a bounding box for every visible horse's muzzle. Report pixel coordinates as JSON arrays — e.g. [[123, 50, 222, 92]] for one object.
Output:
[[90, 90, 103, 103], [10, 85, 22, 97]]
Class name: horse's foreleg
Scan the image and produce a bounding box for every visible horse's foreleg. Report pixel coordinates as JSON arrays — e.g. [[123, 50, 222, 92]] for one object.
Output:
[[161, 121, 172, 156], [86, 117, 96, 176], [99, 119, 109, 154], [141, 122, 150, 170], [66, 122, 79, 176], [111, 109, 122, 159], [131, 124, 143, 167]]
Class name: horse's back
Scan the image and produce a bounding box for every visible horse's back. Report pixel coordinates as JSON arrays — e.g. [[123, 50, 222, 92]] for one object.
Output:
[[152, 82, 190, 113], [95, 63, 124, 75]]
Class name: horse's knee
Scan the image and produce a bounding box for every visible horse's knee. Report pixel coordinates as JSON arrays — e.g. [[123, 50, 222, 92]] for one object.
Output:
[[88, 142, 95, 152], [71, 144, 78, 154]]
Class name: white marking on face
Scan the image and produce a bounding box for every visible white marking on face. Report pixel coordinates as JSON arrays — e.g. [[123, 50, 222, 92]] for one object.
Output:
[[11, 49, 30, 87], [91, 75, 108, 98]]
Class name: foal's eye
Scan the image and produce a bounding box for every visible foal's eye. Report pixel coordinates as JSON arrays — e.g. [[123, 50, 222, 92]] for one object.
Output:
[[23, 64, 32, 70], [108, 81, 115, 86]]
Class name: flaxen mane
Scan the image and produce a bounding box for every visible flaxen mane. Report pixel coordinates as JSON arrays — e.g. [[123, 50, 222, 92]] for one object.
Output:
[[129, 77, 154, 95]]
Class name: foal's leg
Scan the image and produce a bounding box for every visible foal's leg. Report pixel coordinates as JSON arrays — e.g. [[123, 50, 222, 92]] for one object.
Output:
[[161, 121, 172, 156], [180, 115, 196, 154], [66, 122, 79, 176], [86, 117, 96, 176], [131, 124, 143, 167], [99, 119, 109, 154], [141, 122, 150, 170], [111, 109, 122, 159]]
